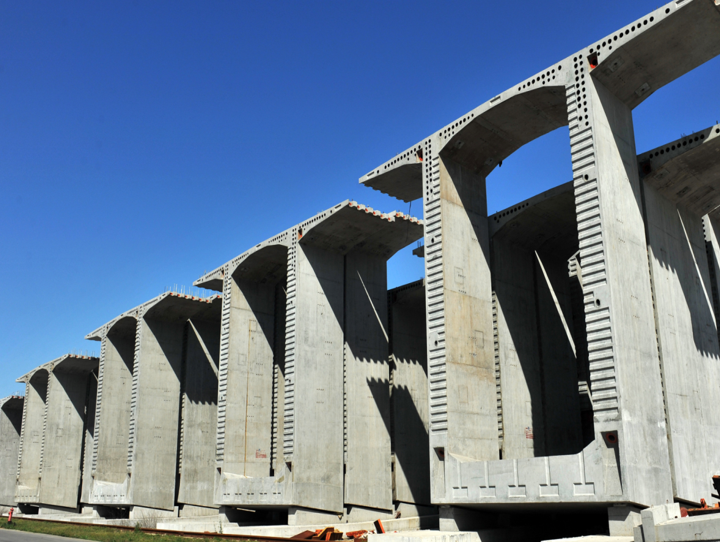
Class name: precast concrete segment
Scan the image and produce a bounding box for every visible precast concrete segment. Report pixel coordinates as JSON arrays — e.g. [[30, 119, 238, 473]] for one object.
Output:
[[85, 292, 221, 513], [638, 125, 720, 504], [426, 57, 673, 506], [360, 0, 720, 201], [13, 356, 98, 510], [0, 396, 23, 507], [197, 200, 423, 514], [379, 1, 720, 510], [34, 355, 98, 510], [388, 281, 430, 506]]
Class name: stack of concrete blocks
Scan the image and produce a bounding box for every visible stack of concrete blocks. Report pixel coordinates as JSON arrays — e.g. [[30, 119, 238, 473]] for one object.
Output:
[[193, 200, 425, 524], [360, 0, 720, 535], [0, 396, 23, 514], [84, 291, 222, 520], [13, 355, 98, 515]]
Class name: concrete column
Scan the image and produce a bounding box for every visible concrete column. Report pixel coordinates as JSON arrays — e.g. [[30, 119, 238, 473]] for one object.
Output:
[[129, 315, 184, 510], [643, 187, 720, 503], [566, 70, 672, 504], [177, 317, 220, 509], [15, 370, 49, 504], [289, 242, 345, 513], [344, 252, 391, 511], [424, 139, 498, 506], [389, 281, 430, 506], [39, 359, 97, 510], [221, 276, 276, 479], [0, 397, 23, 508]]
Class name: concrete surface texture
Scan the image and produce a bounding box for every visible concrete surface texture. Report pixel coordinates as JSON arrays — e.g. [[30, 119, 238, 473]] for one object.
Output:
[[361, 0, 720, 517], [194, 200, 423, 516], [84, 291, 221, 515], [0, 396, 23, 507], [638, 126, 720, 505], [4, 0, 720, 537]]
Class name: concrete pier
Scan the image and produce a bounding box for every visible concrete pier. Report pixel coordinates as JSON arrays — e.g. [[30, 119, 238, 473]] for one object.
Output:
[[13, 355, 98, 512], [0, 396, 23, 510], [195, 200, 423, 518], [85, 292, 221, 516]]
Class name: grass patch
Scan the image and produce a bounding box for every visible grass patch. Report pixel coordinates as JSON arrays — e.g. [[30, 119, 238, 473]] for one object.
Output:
[[0, 518, 226, 542]]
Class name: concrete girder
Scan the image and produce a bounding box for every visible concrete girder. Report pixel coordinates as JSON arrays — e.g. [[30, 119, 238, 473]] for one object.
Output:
[[0, 396, 23, 508], [360, 0, 720, 203], [85, 292, 221, 514]]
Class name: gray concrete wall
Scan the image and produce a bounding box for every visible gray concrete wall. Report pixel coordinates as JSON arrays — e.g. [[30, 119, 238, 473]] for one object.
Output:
[[93, 323, 135, 490], [129, 316, 184, 510], [344, 252, 392, 511], [389, 282, 430, 506], [0, 397, 23, 506], [39, 369, 93, 509], [80, 374, 97, 504], [492, 241, 583, 461], [15, 370, 49, 503], [177, 318, 220, 509], [221, 275, 276, 480], [644, 186, 720, 504], [290, 243, 345, 513], [493, 242, 543, 459]]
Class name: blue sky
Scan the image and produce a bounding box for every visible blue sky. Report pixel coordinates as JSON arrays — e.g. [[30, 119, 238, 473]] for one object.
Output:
[[1, 0, 718, 397]]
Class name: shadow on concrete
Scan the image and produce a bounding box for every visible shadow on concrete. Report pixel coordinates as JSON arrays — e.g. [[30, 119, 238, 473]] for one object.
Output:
[[367, 377, 431, 505], [647, 206, 720, 360]]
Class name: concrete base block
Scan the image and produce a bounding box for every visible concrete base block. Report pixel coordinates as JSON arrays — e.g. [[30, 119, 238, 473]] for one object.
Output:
[[608, 505, 643, 536], [178, 504, 219, 518], [639, 504, 681, 542], [439, 506, 494, 532], [129, 505, 179, 526], [38, 505, 81, 516], [288, 507, 344, 526]]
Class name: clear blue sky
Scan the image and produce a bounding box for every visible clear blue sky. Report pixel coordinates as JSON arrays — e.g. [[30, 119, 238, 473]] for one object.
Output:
[[1, 0, 718, 397]]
